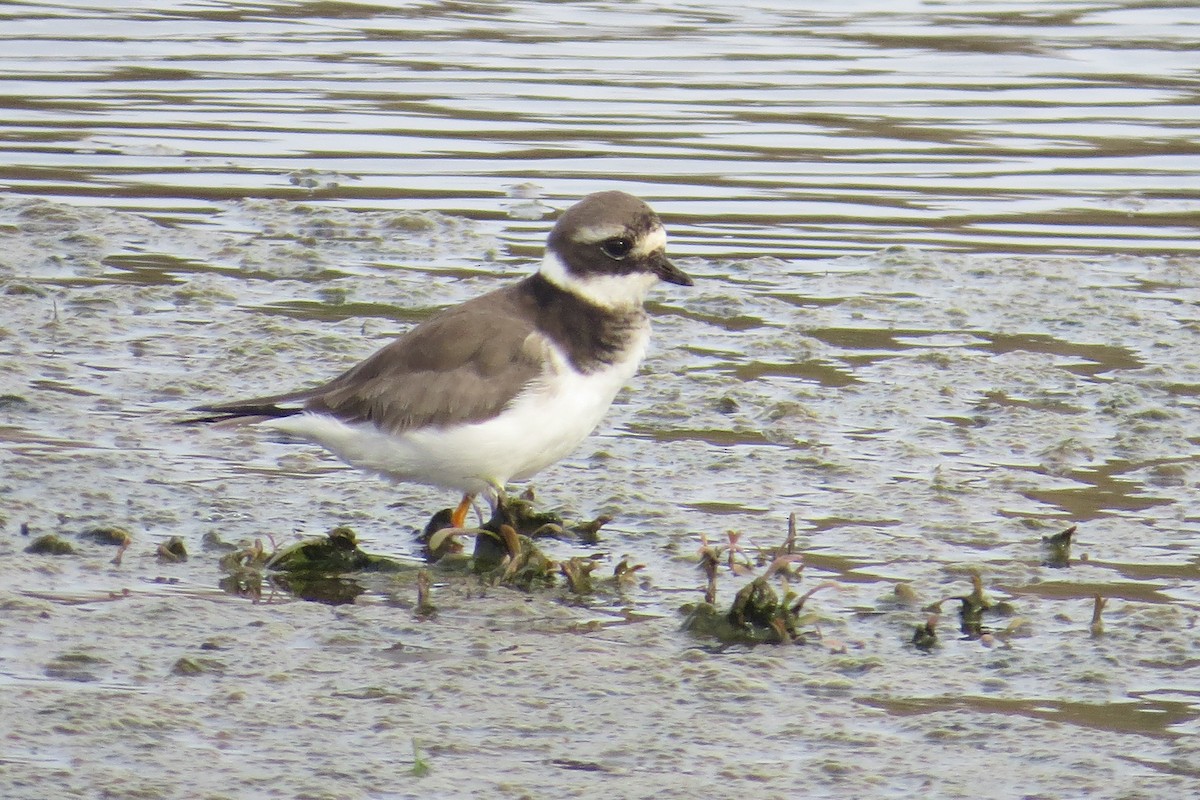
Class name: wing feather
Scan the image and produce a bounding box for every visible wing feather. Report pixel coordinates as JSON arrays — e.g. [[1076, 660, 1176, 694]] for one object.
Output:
[[189, 283, 549, 433], [308, 307, 548, 433]]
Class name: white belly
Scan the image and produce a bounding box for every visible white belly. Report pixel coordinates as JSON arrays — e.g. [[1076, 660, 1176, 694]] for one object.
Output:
[[264, 328, 648, 496]]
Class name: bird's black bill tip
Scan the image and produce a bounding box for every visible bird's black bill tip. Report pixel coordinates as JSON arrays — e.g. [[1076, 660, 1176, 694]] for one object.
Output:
[[654, 257, 694, 287]]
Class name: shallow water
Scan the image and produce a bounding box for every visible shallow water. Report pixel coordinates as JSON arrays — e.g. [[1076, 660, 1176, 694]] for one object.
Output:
[[3, 1, 1200, 798]]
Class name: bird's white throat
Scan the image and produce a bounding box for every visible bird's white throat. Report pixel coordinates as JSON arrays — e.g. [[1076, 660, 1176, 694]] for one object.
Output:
[[538, 249, 660, 310]]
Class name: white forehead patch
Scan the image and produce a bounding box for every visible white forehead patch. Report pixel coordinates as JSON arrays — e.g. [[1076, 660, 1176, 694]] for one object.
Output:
[[572, 223, 626, 243], [571, 223, 668, 258], [633, 225, 667, 257], [539, 250, 659, 310]]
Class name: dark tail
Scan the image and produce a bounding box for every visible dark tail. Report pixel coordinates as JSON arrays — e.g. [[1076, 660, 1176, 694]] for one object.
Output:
[[180, 402, 303, 425], [181, 385, 321, 424]]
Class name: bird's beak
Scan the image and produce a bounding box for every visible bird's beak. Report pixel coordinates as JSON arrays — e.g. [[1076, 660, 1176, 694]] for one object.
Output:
[[650, 252, 693, 286]]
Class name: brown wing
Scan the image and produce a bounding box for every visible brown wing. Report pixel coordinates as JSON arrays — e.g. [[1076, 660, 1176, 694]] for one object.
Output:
[[306, 299, 547, 433], [189, 284, 548, 433]]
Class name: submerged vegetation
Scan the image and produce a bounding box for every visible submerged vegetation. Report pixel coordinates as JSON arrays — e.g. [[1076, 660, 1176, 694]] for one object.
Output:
[[680, 516, 837, 645], [13, 507, 1110, 655], [201, 495, 630, 605]]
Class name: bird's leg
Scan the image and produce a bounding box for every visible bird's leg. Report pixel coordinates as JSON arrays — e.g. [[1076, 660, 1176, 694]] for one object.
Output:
[[480, 484, 514, 532], [450, 493, 475, 529], [471, 498, 488, 527], [494, 485, 511, 524]]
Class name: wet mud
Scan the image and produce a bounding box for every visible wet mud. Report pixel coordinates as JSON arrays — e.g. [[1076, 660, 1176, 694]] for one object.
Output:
[[4, 196, 1200, 799]]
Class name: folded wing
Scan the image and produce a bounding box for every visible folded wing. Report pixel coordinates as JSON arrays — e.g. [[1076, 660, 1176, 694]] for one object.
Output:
[[188, 288, 547, 434]]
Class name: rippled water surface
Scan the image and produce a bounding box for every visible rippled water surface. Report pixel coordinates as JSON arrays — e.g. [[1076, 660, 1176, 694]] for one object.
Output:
[[4, 0, 1198, 257], [2, 1, 1200, 798]]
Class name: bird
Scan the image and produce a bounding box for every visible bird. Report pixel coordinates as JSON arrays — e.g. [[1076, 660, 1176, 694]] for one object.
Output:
[[189, 190, 693, 529]]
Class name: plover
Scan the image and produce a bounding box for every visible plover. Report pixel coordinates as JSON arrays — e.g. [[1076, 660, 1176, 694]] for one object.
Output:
[[191, 191, 692, 528]]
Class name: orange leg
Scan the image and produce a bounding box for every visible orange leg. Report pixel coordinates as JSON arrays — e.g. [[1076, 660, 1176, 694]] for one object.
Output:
[[451, 493, 475, 529]]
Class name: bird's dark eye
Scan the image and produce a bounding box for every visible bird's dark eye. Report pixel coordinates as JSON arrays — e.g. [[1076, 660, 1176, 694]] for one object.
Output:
[[600, 237, 633, 259]]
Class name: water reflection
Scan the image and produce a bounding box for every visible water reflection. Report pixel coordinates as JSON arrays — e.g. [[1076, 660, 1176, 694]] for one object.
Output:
[[1, 0, 1196, 256]]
